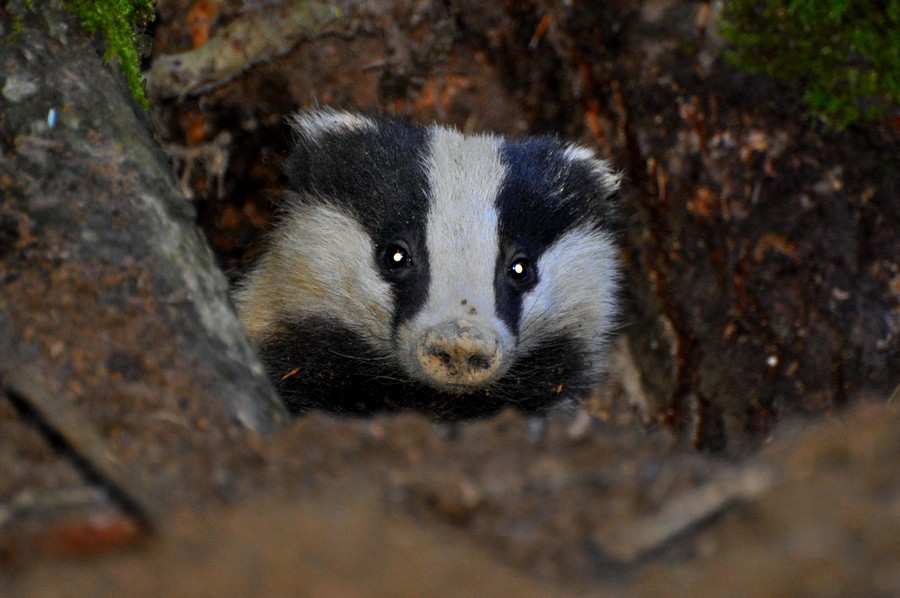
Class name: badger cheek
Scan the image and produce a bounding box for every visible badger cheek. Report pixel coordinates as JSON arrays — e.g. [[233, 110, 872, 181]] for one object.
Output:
[[412, 319, 506, 392]]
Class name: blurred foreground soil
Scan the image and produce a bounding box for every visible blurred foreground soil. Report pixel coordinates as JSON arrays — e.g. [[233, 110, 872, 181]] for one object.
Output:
[[4, 395, 898, 596]]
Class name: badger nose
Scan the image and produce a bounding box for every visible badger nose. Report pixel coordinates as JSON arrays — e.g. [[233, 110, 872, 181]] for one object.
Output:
[[416, 319, 503, 388]]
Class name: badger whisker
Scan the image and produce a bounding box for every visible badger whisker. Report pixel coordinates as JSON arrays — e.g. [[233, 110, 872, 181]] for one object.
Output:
[[326, 348, 393, 365]]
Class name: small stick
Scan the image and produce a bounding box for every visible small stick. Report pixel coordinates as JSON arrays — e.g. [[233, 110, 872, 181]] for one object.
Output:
[[593, 465, 775, 563], [146, 1, 347, 100]]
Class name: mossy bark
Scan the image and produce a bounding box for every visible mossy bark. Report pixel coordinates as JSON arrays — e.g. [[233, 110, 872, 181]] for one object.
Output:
[[0, 0, 286, 449]]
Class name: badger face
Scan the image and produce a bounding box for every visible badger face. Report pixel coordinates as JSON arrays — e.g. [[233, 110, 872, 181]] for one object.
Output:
[[234, 109, 621, 420]]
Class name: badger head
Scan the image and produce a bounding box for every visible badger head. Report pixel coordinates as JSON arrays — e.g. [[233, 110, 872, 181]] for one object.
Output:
[[234, 109, 621, 420]]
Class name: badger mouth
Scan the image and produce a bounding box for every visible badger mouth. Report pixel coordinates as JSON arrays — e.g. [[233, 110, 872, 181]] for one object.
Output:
[[411, 318, 509, 393]]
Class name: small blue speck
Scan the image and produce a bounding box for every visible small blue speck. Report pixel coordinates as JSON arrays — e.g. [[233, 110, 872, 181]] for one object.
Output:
[[47, 108, 57, 129]]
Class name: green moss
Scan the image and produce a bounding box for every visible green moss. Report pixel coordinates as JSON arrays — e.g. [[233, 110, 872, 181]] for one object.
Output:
[[720, 0, 900, 129], [63, 0, 157, 109]]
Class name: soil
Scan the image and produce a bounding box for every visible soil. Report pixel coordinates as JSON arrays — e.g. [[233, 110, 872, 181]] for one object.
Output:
[[3, 388, 898, 596]]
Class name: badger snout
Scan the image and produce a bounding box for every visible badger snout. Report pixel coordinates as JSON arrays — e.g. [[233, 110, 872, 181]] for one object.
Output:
[[415, 319, 504, 390]]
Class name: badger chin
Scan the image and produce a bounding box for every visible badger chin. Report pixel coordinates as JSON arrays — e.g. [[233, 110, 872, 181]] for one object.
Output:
[[427, 379, 499, 396], [254, 315, 595, 420]]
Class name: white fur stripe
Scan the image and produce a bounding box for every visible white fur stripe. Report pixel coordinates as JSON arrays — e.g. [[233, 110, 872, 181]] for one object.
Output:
[[395, 127, 514, 377]]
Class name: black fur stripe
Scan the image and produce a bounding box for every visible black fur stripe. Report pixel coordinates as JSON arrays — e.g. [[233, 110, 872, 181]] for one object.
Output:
[[285, 116, 432, 330], [493, 137, 619, 336]]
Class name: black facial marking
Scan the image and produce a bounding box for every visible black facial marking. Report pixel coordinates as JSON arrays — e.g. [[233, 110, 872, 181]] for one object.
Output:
[[258, 318, 592, 421], [497, 138, 582, 248], [493, 137, 619, 335], [285, 116, 432, 330]]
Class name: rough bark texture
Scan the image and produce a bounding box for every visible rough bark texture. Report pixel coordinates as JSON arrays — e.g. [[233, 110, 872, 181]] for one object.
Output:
[[0, 0, 286, 502]]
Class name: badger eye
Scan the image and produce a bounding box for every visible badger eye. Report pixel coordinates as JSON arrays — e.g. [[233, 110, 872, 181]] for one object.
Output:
[[508, 255, 536, 286], [384, 243, 413, 270]]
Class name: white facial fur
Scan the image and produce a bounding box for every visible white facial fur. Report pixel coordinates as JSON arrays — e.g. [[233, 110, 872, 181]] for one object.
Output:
[[394, 127, 515, 385], [233, 201, 394, 349], [517, 226, 620, 377]]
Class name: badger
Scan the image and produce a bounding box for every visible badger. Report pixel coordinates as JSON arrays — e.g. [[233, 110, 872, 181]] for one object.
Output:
[[233, 109, 621, 421]]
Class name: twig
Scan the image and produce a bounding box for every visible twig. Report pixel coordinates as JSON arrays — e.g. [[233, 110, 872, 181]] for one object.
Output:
[[146, 0, 348, 100], [0, 487, 109, 528], [592, 465, 775, 563]]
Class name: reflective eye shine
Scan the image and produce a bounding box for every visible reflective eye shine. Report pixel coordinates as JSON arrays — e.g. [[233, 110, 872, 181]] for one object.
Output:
[[385, 244, 413, 270], [508, 256, 535, 285]]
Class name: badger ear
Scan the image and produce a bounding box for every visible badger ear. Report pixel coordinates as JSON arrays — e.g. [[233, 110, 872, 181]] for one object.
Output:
[[283, 109, 378, 193], [560, 143, 622, 233], [288, 109, 377, 142], [561, 143, 622, 201]]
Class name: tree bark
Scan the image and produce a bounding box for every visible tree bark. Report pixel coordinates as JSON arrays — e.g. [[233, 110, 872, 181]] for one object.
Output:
[[0, 0, 286, 452]]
